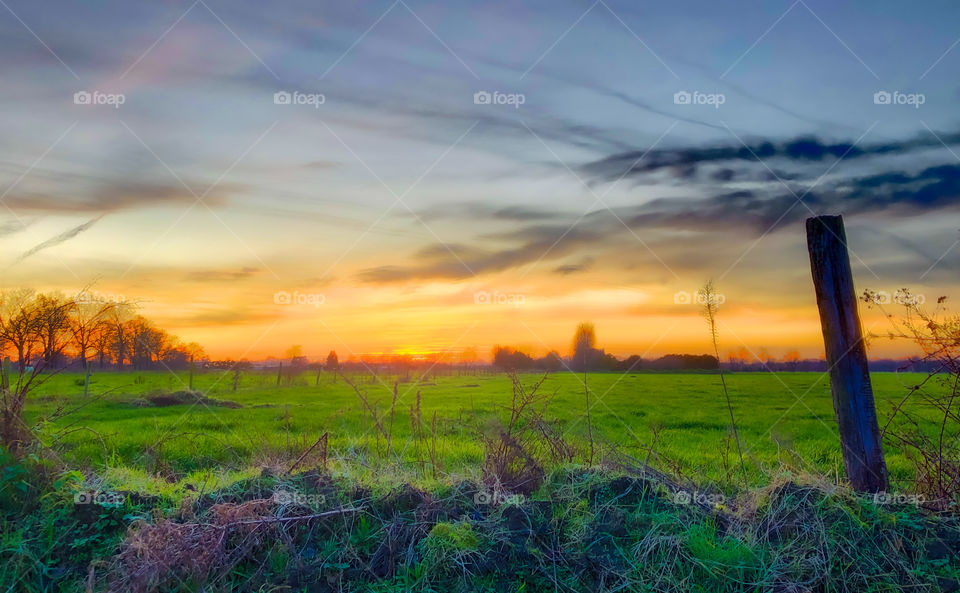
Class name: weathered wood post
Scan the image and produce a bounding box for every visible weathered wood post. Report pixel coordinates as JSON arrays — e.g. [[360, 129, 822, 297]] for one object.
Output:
[[806, 215, 888, 492]]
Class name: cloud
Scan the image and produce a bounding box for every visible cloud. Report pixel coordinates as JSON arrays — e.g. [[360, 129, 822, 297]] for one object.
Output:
[[356, 226, 605, 283], [582, 132, 960, 183], [359, 157, 960, 283], [13, 215, 103, 264], [553, 258, 593, 275], [15, 182, 237, 213], [0, 220, 31, 238], [3, 181, 239, 214], [185, 267, 260, 282], [167, 307, 276, 328], [415, 202, 567, 223]]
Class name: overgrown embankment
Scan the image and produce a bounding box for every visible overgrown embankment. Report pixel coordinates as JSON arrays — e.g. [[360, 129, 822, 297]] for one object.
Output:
[[4, 456, 960, 593]]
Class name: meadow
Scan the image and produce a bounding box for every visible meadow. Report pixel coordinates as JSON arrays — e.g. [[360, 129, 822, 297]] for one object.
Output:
[[11, 368, 960, 593], [26, 368, 932, 490]]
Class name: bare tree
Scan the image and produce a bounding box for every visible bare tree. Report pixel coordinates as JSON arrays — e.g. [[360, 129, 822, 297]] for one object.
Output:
[[70, 293, 113, 368], [0, 289, 40, 373], [0, 290, 72, 450], [35, 292, 74, 366], [107, 302, 135, 369]]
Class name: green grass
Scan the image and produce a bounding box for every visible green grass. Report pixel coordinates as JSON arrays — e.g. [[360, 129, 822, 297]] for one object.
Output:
[[7, 460, 958, 593], [7, 370, 960, 593], [23, 369, 938, 487]]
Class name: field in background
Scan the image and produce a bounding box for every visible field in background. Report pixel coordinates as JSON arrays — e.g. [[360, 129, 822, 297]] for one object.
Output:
[[25, 369, 931, 488]]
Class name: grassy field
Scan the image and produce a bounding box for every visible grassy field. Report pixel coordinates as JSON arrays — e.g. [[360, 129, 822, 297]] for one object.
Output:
[[9, 368, 960, 593], [25, 368, 934, 488]]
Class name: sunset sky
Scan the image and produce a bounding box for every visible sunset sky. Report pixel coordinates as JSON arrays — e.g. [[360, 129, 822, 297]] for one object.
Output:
[[1, 0, 958, 361]]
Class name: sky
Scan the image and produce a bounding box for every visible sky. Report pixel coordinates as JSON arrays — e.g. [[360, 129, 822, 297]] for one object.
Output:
[[0, 0, 958, 361]]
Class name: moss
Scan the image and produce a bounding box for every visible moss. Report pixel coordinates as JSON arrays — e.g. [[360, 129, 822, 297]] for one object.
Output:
[[423, 521, 481, 552]]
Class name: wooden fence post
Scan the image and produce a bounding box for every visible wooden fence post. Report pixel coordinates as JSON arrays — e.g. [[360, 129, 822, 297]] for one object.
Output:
[[806, 215, 888, 492]]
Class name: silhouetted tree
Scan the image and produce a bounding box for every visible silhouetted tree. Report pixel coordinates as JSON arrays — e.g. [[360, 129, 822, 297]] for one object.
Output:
[[35, 293, 73, 366], [493, 346, 535, 370], [571, 322, 603, 372], [537, 351, 565, 371], [326, 350, 339, 379], [70, 299, 113, 367], [286, 344, 307, 368]]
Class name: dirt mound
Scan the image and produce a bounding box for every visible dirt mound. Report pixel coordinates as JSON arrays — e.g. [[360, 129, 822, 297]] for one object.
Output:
[[141, 390, 242, 408]]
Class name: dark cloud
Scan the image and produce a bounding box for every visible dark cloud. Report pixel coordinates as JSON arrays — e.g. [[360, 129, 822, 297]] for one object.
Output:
[[617, 163, 960, 234], [13, 215, 102, 264], [583, 132, 960, 183], [360, 157, 960, 283], [553, 258, 593, 275]]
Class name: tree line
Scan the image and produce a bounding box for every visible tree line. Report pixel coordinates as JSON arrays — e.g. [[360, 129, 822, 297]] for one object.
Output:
[[492, 322, 720, 372], [0, 289, 206, 372]]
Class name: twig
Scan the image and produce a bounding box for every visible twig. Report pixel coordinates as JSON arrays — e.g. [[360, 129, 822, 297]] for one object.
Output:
[[213, 507, 361, 528], [286, 432, 328, 475]]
